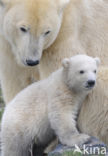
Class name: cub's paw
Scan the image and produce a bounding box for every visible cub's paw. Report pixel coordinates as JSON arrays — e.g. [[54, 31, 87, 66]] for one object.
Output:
[[75, 133, 91, 146], [60, 133, 90, 147]]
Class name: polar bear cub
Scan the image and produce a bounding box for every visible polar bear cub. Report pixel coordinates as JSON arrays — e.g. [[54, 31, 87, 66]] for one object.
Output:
[[1, 55, 100, 156]]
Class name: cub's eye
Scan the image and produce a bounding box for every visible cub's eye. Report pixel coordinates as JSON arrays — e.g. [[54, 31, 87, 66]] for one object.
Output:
[[79, 70, 84, 74], [94, 70, 97, 73], [44, 30, 51, 36], [20, 27, 28, 33]]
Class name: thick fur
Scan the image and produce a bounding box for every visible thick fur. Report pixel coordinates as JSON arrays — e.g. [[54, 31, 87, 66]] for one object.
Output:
[[0, 0, 108, 148], [1, 55, 98, 156]]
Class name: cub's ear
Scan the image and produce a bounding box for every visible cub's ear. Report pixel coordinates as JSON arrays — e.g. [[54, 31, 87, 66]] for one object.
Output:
[[56, 0, 70, 12], [62, 58, 70, 68], [95, 57, 101, 66]]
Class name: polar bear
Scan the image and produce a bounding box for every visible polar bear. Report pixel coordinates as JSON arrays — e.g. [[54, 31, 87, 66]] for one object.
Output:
[[0, 0, 108, 151], [1, 55, 99, 156]]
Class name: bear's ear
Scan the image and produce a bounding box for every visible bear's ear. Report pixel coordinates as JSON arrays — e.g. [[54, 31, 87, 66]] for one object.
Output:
[[56, 0, 70, 12], [95, 57, 101, 66], [62, 58, 70, 68]]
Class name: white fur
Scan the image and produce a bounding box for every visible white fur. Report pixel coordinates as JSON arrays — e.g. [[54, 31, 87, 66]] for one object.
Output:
[[0, 0, 107, 147], [1, 55, 99, 156]]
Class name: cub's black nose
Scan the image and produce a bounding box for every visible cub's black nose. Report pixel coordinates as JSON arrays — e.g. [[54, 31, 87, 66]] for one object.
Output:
[[26, 60, 39, 66], [87, 80, 95, 87]]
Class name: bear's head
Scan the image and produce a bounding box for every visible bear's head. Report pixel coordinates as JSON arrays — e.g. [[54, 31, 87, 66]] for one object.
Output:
[[62, 55, 100, 93], [0, 0, 70, 66]]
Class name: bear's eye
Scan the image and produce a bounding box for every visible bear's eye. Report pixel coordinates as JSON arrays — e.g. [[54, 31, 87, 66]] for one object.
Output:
[[79, 70, 84, 74], [20, 27, 28, 33], [44, 30, 51, 36], [94, 70, 96, 73]]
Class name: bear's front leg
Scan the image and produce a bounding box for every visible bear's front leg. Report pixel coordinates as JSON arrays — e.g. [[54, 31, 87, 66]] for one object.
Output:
[[49, 105, 90, 147]]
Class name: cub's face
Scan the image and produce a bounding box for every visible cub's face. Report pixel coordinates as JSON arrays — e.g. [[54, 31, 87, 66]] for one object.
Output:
[[0, 0, 70, 66], [62, 55, 100, 93]]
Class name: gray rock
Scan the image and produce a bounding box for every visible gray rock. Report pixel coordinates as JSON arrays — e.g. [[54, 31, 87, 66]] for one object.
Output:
[[48, 137, 108, 156]]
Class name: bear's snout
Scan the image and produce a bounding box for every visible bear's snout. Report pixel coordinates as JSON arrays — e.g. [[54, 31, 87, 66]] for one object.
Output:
[[87, 80, 95, 88], [26, 59, 40, 66]]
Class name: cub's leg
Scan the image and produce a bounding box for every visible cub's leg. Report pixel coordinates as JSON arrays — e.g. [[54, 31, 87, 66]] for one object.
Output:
[[49, 103, 90, 147]]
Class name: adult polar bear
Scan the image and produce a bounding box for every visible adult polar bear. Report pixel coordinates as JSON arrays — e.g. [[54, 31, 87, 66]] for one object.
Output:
[[1, 0, 108, 103], [0, 0, 108, 144]]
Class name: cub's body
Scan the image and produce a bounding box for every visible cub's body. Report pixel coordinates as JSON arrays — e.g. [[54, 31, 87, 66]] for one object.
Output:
[[1, 55, 99, 156]]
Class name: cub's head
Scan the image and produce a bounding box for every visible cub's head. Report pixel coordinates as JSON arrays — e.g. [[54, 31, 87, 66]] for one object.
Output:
[[0, 0, 70, 66], [62, 55, 100, 93]]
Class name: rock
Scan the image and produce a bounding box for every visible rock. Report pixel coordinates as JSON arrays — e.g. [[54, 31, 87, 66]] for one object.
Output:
[[48, 137, 108, 156], [0, 135, 107, 156]]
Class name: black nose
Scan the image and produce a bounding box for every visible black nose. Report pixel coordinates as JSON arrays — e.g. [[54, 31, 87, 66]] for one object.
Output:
[[26, 60, 40, 66], [87, 80, 95, 87]]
